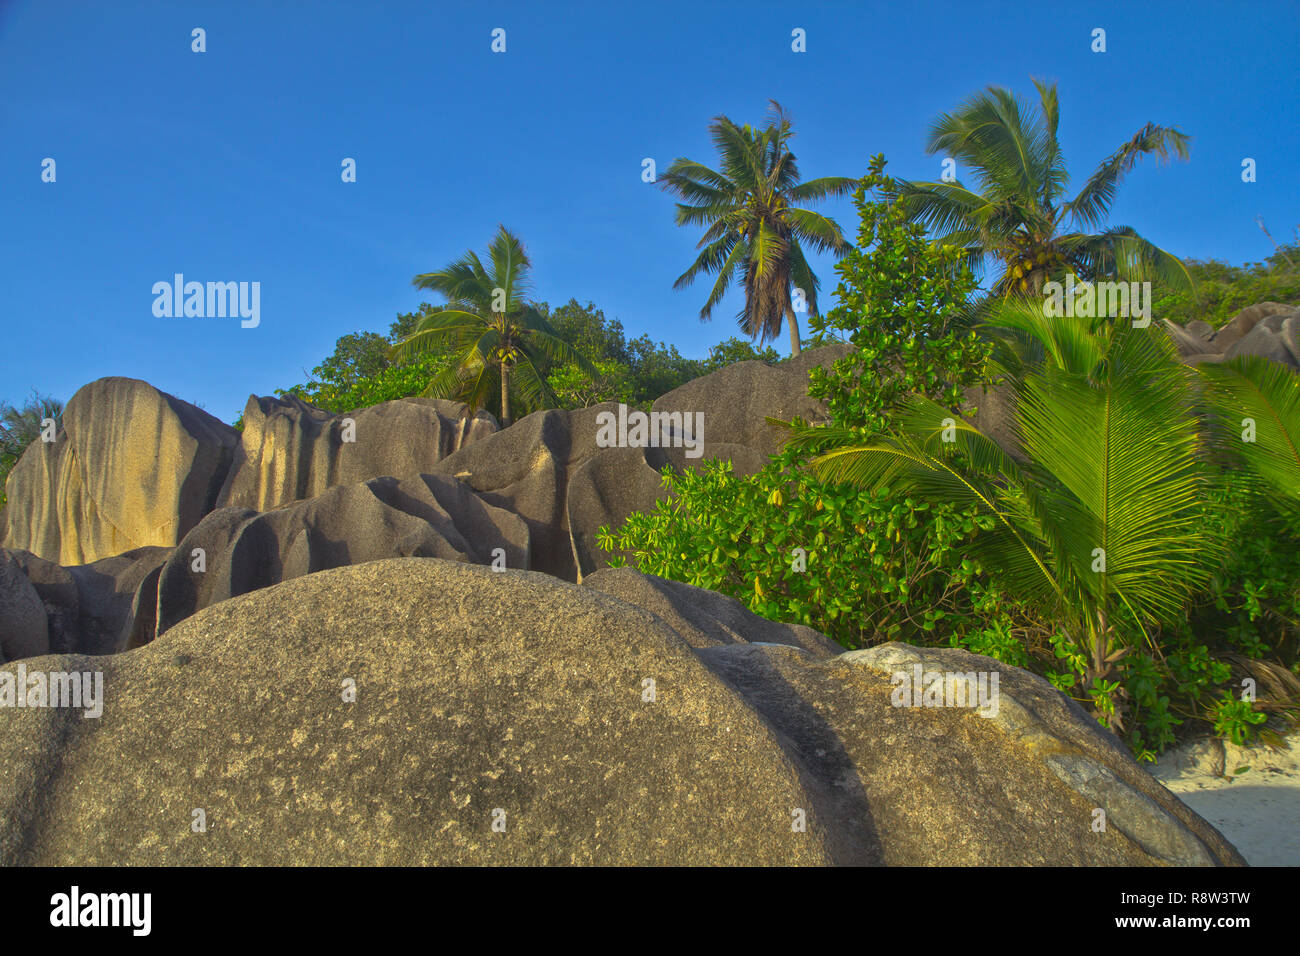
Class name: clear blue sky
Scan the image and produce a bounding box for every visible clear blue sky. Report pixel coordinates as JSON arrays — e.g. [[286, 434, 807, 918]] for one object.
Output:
[[2, 0, 1297, 423]]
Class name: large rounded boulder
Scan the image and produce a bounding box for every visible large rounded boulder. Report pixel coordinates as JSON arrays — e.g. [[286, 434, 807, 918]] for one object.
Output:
[[0, 558, 1245, 866]]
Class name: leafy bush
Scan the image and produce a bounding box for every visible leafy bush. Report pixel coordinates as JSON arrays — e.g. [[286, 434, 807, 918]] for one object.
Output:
[[280, 354, 450, 414], [543, 300, 745, 409], [277, 304, 454, 414], [598, 449, 1021, 648], [806, 154, 992, 435], [1153, 247, 1300, 328]]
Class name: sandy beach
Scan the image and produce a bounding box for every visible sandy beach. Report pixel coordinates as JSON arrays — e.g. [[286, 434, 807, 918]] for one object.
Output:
[[1151, 733, 1300, 866]]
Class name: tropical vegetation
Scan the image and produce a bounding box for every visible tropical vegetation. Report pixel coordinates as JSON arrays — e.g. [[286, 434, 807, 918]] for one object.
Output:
[[0, 393, 63, 509], [216, 85, 1300, 759], [658, 100, 856, 356], [602, 148, 1300, 758], [895, 79, 1194, 298], [1152, 245, 1300, 328], [390, 225, 596, 426]]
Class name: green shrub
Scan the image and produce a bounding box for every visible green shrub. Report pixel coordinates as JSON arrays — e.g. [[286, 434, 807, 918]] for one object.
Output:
[[806, 155, 991, 434], [1153, 248, 1300, 328], [598, 450, 1021, 648], [279, 354, 450, 414]]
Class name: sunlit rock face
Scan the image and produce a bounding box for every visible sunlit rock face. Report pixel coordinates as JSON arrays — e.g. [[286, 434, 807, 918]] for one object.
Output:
[[0, 377, 238, 565], [215, 394, 499, 513]]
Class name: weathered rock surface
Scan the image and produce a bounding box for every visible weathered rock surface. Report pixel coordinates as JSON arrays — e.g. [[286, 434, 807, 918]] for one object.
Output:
[[145, 473, 529, 642], [0, 378, 238, 565], [216, 394, 498, 512], [1206, 302, 1297, 356], [430, 403, 635, 581], [565, 445, 667, 578], [1162, 319, 1214, 357], [965, 380, 1023, 460], [649, 345, 851, 473], [1225, 301, 1295, 332], [1225, 323, 1298, 367], [1159, 302, 1300, 370], [1283, 315, 1300, 366], [0, 558, 1245, 865], [0, 349, 850, 658], [431, 346, 850, 581], [4, 546, 170, 656], [1258, 311, 1295, 333], [583, 566, 842, 656], [0, 550, 48, 662]]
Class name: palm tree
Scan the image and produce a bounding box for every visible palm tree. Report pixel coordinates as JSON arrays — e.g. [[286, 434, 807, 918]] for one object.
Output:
[[658, 101, 856, 357], [1, 393, 63, 507], [786, 308, 1218, 730], [896, 79, 1193, 298], [0, 395, 62, 458], [392, 226, 595, 427]]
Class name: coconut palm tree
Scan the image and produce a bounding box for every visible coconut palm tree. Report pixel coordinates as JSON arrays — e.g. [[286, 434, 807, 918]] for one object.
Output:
[[392, 226, 595, 426], [658, 101, 856, 357], [786, 308, 1219, 730], [896, 79, 1194, 298]]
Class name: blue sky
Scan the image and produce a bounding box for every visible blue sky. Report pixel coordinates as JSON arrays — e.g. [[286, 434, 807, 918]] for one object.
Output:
[[2, 0, 1297, 423]]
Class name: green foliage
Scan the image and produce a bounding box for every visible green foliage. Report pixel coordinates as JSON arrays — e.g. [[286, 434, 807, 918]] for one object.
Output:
[[806, 154, 992, 435], [281, 354, 451, 414], [278, 302, 455, 414], [602, 152, 1297, 760], [597, 450, 1024, 650], [0, 393, 64, 509], [539, 301, 777, 410], [802, 310, 1225, 738], [276, 296, 768, 419], [307, 332, 392, 389], [896, 78, 1193, 297], [544, 300, 632, 368], [547, 358, 635, 409], [393, 225, 596, 426], [1198, 353, 1300, 528], [1004, 434, 1300, 759], [540, 299, 704, 408], [700, 337, 782, 374], [1152, 249, 1300, 328], [601, 154, 1029, 659], [1211, 694, 1270, 746]]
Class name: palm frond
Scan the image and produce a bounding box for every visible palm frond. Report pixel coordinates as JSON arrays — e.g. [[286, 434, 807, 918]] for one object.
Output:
[[1064, 123, 1191, 230], [1198, 355, 1300, 523]]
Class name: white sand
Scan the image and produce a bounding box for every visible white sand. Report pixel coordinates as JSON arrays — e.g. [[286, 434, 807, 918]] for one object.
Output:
[[1149, 734, 1300, 866]]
